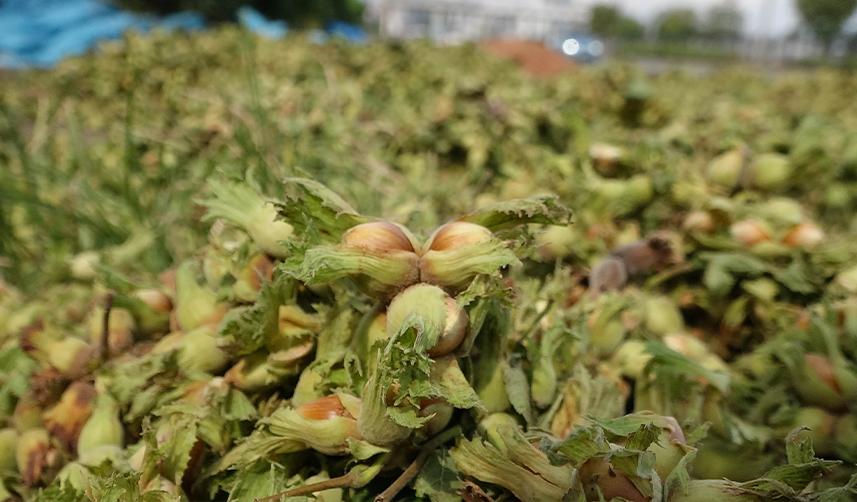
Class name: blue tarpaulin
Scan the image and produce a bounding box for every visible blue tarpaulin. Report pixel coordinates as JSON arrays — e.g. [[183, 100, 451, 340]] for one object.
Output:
[[236, 6, 286, 39], [0, 0, 366, 68], [0, 0, 204, 68], [326, 21, 367, 43]]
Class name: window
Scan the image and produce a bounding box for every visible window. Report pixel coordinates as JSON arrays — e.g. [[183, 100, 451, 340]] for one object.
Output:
[[406, 9, 431, 28], [486, 15, 516, 37], [405, 8, 431, 36], [549, 20, 570, 38]]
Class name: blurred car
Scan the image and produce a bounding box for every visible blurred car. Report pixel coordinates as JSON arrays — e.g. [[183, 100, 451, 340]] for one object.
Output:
[[549, 33, 605, 63]]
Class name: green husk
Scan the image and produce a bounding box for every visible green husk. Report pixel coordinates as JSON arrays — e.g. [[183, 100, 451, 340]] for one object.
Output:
[[294, 245, 420, 297], [669, 479, 762, 502], [151, 325, 230, 374], [22, 328, 96, 378], [385, 284, 449, 353], [450, 426, 574, 502], [174, 261, 225, 331], [644, 296, 685, 335], [750, 153, 792, 191], [15, 428, 50, 486], [356, 359, 412, 447], [692, 436, 774, 482], [707, 148, 746, 190], [0, 427, 17, 473], [419, 241, 519, 291], [42, 381, 96, 450], [262, 404, 360, 456], [201, 180, 293, 258], [77, 393, 124, 466]]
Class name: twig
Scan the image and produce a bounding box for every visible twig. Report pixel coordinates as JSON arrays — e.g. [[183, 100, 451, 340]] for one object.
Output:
[[100, 291, 114, 360], [374, 427, 461, 502], [520, 299, 553, 341], [254, 472, 359, 502], [255, 428, 460, 502]]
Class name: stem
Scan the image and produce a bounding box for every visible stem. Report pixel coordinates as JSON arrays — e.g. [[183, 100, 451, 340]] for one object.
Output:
[[521, 299, 553, 341], [101, 291, 114, 361], [254, 472, 359, 502], [374, 427, 461, 502]]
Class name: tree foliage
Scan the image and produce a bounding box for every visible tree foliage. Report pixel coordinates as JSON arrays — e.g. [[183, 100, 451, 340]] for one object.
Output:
[[590, 5, 621, 38], [114, 0, 364, 26], [656, 8, 698, 42], [616, 17, 645, 41], [796, 0, 857, 53], [704, 3, 743, 40], [590, 4, 645, 41]]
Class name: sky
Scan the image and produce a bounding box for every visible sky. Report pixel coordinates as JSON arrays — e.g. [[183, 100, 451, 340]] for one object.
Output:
[[579, 0, 857, 38]]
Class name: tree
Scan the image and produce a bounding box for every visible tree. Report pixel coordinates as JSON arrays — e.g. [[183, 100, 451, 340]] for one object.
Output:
[[615, 17, 645, 41], [796, 0, 857, 55], [115, 0, 364, 26], [590, 5, 621, 38], [261, 0, 364, 27], [705, 3, 743, 41], [849, 32, 857, 56], [590, 4, 645, 41], [656, 8, 697, 42]]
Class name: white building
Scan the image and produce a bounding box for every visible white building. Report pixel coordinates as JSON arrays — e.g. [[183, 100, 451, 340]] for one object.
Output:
[[366, 0, 587, 43]]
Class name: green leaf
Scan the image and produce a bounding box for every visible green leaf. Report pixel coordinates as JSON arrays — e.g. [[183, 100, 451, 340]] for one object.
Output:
[[276, 177, 366, 245], [785, 427, 815, 464], [750, 460, 839, 494], [593, 412, 683, 438], [34, 484, 88, 502], [102, 351, 180, 416], [722, 296, 750, 331], [623, 423, 661, 452], [771, 258, 817, 294], [84, 469, 177, 502], [386, 405, 432, 429], [570, 365, 627, 424], [0, 346, 37, 399], [414, 450, 463, 502], [504, 359, 533, 425], [607, 426, 660, 481], [810, 473, 857, 502], [461, 196, 572, 232], [748, 431, 840, 494], [551, 425, 611, 466], [663, 445, 697, 500], [471, 304, 512, 413], [218, 272, 296, 357], [315, 307, 355, 363], [222, 388, 257, 422], [701, 252, 768, 297], [643, 341, 730, 393], [227, 460, 293, 502], [430, 356, 481, 410], [148, 413, 200, 485], [456, 275, 513, 312]]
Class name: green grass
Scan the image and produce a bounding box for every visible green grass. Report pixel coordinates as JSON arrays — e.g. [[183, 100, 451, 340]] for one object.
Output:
[[613, 40, 741, 62]]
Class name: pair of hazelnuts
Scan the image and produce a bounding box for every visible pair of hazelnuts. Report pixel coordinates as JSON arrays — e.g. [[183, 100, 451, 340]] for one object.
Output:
[[341, 219, 499, 293]]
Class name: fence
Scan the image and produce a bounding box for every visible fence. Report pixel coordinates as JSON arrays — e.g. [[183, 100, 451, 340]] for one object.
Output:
[[374, 0, 586, 44]]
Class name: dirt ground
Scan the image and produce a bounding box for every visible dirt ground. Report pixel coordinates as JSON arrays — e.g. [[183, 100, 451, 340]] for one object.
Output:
[[480, 39, 575, 77]]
